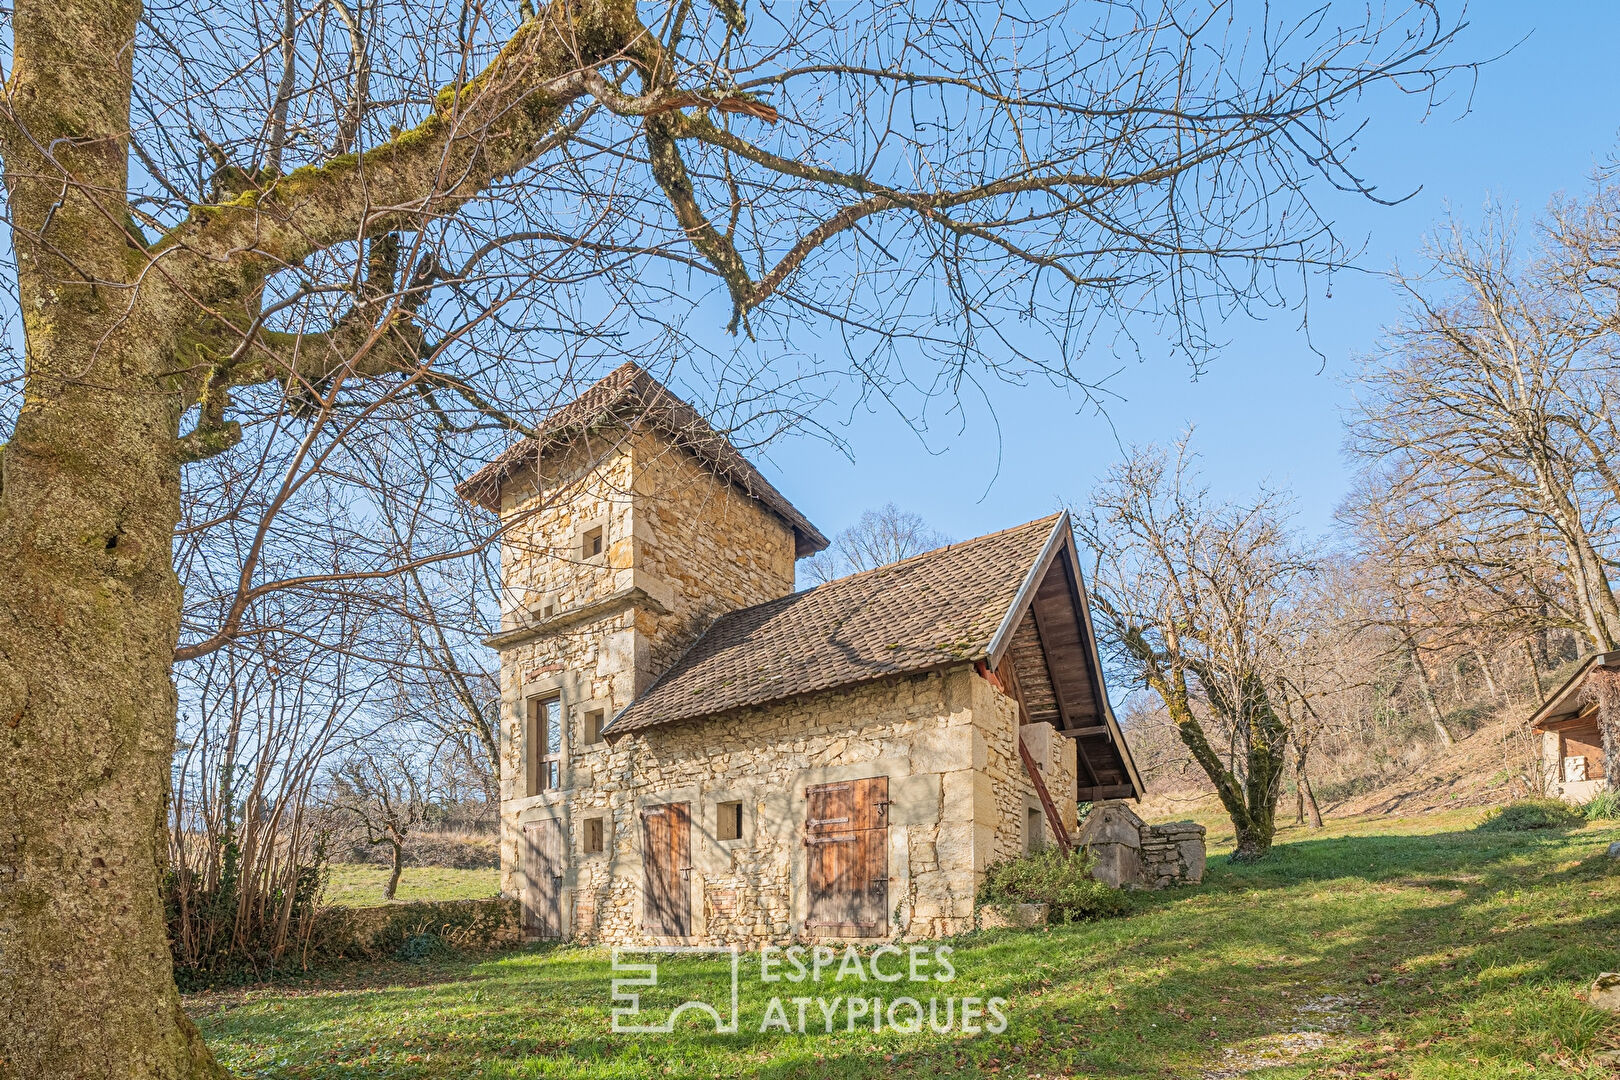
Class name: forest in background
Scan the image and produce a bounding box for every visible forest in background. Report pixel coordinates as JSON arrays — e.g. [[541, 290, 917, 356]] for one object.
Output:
[[1083, 178, 1620, 852]]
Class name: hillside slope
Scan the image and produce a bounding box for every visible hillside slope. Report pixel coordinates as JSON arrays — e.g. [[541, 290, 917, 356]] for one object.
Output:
[[1138, 711, 1543, 833]]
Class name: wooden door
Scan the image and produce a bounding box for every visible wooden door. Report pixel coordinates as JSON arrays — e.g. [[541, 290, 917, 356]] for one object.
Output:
[[641, 802, 691, 936], [521, 818, 565, 939], [805, 776, 888, 936]]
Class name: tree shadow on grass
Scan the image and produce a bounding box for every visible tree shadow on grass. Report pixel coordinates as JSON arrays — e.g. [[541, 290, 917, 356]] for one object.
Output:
[[194, 828, 1620, 1078]]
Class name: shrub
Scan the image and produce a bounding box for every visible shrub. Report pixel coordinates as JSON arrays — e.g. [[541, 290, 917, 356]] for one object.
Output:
[[165, 838, 330, 991], [1440, 702, 1495, 736], [1476, 798, 1585, 833], [340, 829, 498, 870], [976, 846, 1127, 923], [1583, 789, 1620, 821]]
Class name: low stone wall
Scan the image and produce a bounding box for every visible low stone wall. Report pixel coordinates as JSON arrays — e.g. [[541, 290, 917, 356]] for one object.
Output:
[[1138, 821, 1207, 888], [1075, 802, 1206, 890], [320, 897, 521, 960]]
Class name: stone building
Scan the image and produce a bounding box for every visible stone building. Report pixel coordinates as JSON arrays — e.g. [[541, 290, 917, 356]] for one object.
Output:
[[456, 362, 1144, 944], [1529, 651, 1619, 804]]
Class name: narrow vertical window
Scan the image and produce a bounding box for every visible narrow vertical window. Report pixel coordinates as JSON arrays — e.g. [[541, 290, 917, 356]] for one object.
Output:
[[583, 525, 605, 558], [584, 816, 605, 854], [1027, 807, 1045, 853], [717, 800, 743, 841], [527, 695, 563, 795]]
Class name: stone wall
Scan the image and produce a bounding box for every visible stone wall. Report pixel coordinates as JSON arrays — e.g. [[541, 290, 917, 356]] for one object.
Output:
[[1076, 802, 1205, 890], [628, 432, 798, 680], [502, 666, 1076, 945], [1137, 821, 1207, 888], [969, 679, 1080, 862], [545, 668, 983, 944]]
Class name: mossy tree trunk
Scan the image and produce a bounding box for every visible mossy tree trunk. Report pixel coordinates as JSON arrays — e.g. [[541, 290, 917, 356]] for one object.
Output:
[[0, 3, 222, 1074], [0, 2, 619, 1073], [1121, 636, 1292, 863]]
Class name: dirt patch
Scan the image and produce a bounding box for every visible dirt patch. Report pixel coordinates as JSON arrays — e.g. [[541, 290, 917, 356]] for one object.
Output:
[[1200, 994, 1358, 1078]]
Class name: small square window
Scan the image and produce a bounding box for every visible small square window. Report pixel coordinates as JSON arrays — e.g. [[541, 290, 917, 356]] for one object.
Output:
[[717, 800, 743, 842], [584, 708, 606, 745], [583, 525, 605, 558], [583, 816, 605, 854]]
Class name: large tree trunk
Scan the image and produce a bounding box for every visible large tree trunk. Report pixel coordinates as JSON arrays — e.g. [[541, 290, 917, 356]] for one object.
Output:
[[0, 3, 223, 1075], [1231, 814, 1276, 862]]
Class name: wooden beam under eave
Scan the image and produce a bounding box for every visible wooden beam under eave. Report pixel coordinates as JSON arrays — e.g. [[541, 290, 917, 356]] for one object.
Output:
[[1028, 595, 1075, 727], [1076, 783, 1136, 802], [1024, 601, 1101, 788]]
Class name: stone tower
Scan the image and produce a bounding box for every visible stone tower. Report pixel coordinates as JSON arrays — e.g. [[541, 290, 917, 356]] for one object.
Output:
[[456, 363, 826, 812]]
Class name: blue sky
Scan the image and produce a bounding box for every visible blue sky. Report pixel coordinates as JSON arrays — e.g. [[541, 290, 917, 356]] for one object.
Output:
[[750, 2, 1620, 552]]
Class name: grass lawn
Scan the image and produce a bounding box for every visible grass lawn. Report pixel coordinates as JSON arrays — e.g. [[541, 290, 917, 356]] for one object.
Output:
[[322, 863, 500, 907], [191, 811, 1620, 1078]]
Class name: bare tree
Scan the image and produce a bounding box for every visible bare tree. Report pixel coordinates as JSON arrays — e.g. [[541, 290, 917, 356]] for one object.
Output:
[[328, 743, 436, 901], [1077, 437, 1319, 860], [0, 0, 1467, 1071], [1349, 203, 1620, 653], [802, 502, 951, 585]]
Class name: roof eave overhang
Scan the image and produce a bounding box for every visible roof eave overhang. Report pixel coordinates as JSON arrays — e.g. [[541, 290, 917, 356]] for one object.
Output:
[[984, 513, 1069, 669], [982, 512, 1145, 801], [455, 413, 827, 555], [1528, 649, 1620, 729]]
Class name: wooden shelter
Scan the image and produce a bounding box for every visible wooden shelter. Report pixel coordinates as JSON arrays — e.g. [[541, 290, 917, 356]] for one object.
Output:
[[1528, 651, 1620, 804]]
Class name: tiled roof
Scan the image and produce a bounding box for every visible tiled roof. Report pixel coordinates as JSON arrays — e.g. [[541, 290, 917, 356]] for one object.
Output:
[[454, 362, 828, 557], [606, 514, 1064, 734]]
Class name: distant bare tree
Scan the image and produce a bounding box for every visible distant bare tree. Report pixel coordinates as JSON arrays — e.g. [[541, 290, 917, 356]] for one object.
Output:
[[803, 503, 951, 585], [1077, 437, 1318, 861], [328, 743, 437, 901], [1349, 204, 1620, 653]]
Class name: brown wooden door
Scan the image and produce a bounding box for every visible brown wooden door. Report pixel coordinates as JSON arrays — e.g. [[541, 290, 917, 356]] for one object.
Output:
[[521, 818, 565, 939], [641, 802, 691, 936], [805, 776, 888, 936]]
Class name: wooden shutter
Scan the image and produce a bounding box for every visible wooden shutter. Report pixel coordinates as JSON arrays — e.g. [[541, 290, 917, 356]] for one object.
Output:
[[805, 776, 888, 936], [641, 802, 691, 936]]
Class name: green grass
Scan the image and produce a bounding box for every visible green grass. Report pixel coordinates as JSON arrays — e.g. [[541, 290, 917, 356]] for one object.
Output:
[[191, 813, 1620, 1078], [322, 863, 500, 907]]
